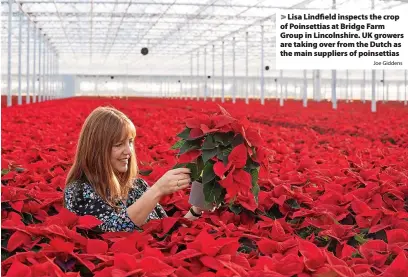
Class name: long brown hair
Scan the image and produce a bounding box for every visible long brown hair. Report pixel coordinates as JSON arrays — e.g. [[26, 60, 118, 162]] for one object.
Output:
[[65, 106, 138, 210]]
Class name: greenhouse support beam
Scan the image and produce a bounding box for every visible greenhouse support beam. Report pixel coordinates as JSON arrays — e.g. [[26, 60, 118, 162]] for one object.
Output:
[[245, 32, 249, 105], [405, 69, 407, 106], [303, 70, 307, 107], [32, 27, 37, 103], [38, 31, 42, 102], [26, 19, 30, 104], [212, 44, 215, 102], [222, 40, 224, 103], [346, 69, 349, 103], [332, 70, 337, 109], [232, 37, 236, 104], [196, 50, 199, 101], [279, 70, 284, 107], [260, 25, 264, 105], [204, 47, 207, 101], [371, 70, 376, 113], [18, 13, 23, 106], [7, 0, 12, 107], [362, 70, 366, 103]]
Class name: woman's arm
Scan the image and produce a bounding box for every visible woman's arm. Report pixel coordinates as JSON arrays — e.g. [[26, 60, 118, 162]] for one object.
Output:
[[183, 206, 203, 220], [126, 185, 162, 226], [127, 168, 191, 225]]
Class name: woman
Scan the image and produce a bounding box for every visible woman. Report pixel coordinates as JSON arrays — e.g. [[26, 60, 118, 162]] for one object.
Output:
[[63, 106, 204, 232]]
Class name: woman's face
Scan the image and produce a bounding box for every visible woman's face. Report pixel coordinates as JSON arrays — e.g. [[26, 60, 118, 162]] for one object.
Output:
[[111, 134, 134, 173]]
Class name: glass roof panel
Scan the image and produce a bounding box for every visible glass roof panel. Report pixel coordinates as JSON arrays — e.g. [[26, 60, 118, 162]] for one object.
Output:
[[1, 0, 407, 75]]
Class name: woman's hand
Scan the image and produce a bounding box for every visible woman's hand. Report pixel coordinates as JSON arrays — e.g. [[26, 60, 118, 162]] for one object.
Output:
[[183, 205, 202, 221], [191, 206, 204, 214], [194, 204, 220, 213], [152, 168, 191, 197]]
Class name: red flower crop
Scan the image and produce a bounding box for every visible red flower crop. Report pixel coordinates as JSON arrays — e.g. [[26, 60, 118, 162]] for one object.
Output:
[[1, 98, 407, 276]]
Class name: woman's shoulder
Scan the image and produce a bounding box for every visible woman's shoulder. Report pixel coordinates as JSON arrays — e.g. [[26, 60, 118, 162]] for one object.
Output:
[[64, 179, 94, 196], [133, 177, 149, 186], [64, 179, 97, 211], [65, 177, 149, 197], [132, 177, 150, 191]]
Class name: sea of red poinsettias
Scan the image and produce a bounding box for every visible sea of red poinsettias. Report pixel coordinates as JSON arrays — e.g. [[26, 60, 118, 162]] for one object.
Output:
[[1, 97, 408, 277]]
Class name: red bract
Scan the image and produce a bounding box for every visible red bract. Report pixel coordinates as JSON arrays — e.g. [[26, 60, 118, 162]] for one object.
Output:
[[360, 240, 390, 269], [178, 150, 202, 164], [382, 251, 408, 277], [2, 98, 408, 276], [220, 168, 252, 199], [5, 260, 32, 277], [386, 229, 408, 252], [213, 161, 230, 178], [7, 230, 32, 252], [228, 144, 247, 168], [213, 115, 235, 129], [298, 239, 326, 271], [187, 230, 222, 257], [86, 239, 109, 254], [189, 128, 205, 139]]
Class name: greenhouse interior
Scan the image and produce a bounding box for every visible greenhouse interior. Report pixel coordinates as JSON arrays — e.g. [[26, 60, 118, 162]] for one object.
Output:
[[1, 0, 408, 276]]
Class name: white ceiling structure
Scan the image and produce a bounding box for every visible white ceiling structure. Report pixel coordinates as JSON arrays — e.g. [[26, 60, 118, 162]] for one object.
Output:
[[1, 0, 408, 75]]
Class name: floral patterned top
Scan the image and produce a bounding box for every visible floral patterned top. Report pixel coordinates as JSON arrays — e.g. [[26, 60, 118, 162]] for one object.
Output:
[[64, 178, 167, 232]]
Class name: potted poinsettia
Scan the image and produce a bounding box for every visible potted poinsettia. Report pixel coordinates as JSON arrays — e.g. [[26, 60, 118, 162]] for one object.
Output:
[[171, 106, 266, 212]]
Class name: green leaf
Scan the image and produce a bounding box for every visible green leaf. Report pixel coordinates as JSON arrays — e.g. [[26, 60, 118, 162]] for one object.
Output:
[[202, 162, 216, 185], [245, 158, 260, 170], [360, 228, 370, 235], [1, 232, 10, 250], [351, 251, 363, 258], [170, 139, 185, 150], [1, 249, 10, 262], [213, 132, 234, 146], [386, 253, 398, 265], [229, 204, 242, 215], [222, 146, 233, 156], [296, 226, 321, 239], [250, 168, 259, 185], [202, 135, 217, 150], [354, 234, 367, 244], [237, 244, 254, 254], [76, 264, 93, 277], [315, 236, 332, 247], [177, 128, 191, 139], [216, 153, 229, 166], [1, 169, 9, 176], [173, 163, 187, 169], [231, 134, 244, 147], [22, 212, 34, 225], [203, 181, 223, 204], [250, 168, 260, 203], [229, 195, 237, 205], [196, 156, 204, 177], [216, 146, 232, 166], [252, 184, 260, 204], [265, 204, 284, 219], [31, 245, 43, 253], [139, 169, 153, 176], [186, 163, 200, 181], [238, 237, 257, 254], [179, 140, 200, 155], [285, 199, 300, 210], [202, 148, 218, 163]]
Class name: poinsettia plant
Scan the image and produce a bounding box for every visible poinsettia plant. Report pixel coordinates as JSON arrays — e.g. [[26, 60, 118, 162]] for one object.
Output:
[[171, 106, 266, 212]]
